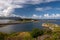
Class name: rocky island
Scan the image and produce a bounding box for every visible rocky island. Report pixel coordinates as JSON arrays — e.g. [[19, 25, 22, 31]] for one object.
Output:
[[42, 23, 60, 32]]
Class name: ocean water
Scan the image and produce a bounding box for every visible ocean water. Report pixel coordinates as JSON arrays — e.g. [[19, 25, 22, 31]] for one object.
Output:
[[0, 19, 60, 33]]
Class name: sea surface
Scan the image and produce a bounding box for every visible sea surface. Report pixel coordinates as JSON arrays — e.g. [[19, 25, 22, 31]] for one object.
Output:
[[0, 19, 60, 33]]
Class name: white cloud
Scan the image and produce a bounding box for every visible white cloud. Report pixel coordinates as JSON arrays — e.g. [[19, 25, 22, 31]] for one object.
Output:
[[0, 0, 24, 17], [45, 0, 56, 2], [30, 0, 59, 4], [31, 14, 60, 19], [44, 14, 49, 17], [26, 0, 58, 4], [0, 0, 59, 17], [36, 7, 60, 12], [43, 14, 60, 19], [32, 14, 42, 19], [36, 8, 44, 11], [36, 7, 52, 11], [13, 0, 57, 5]]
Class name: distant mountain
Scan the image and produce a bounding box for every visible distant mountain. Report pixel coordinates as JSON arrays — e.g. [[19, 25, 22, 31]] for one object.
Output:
[[0, 17, 22, 20]]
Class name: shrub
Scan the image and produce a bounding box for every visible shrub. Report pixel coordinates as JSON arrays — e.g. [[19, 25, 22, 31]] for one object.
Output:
[[31, 28, 44, 38]]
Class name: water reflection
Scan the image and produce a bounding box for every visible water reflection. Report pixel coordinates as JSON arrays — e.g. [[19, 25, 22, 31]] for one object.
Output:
[[0, 22, 42, 33], [0, 21, 60, 33]]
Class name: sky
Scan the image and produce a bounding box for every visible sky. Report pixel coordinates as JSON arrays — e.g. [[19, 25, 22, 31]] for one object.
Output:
[[0, 0, 60, 19]]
